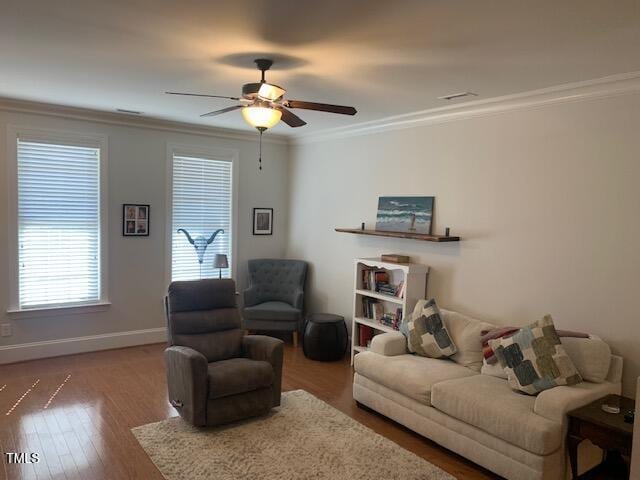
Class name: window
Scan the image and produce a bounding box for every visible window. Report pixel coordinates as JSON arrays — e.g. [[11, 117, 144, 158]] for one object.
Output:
[[171, 152, 234, 281], [11, 131, 107, 311]]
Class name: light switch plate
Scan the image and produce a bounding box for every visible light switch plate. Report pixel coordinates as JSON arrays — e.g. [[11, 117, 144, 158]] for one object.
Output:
[[0, 323, 12, 337]]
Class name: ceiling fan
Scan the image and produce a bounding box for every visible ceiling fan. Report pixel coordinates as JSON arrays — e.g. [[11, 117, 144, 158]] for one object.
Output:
[[166, 58, 357, 131], [166, 58, 357, 170]]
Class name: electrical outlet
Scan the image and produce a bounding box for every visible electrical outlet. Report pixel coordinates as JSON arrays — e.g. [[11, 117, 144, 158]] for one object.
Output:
[[1, 323, 12, 337]]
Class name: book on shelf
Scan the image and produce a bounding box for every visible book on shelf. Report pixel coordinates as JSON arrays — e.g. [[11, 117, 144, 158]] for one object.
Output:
[[358, 325, 374, 347], [396, 280, 406, 299], [361, 297, 379, 319], [374, 279, 405, 298], [360, 297, 403, 331], [381, 254, 410, 263], [372, 303, 385, 322], [376, 282, 396, 295], [362, 267, 393, 292], [361, 266, 406, 298], [375, 271, 389, 284], [378, 307, 403, 330]]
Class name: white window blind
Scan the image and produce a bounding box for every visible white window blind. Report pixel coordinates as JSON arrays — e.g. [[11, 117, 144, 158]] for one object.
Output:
[[17, 140, 101, 309], [171, 154, 232, 281]]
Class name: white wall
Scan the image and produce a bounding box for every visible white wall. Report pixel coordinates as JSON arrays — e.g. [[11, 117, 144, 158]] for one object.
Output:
[[287, 92, 640, 397], [0, 108, 290, 354]]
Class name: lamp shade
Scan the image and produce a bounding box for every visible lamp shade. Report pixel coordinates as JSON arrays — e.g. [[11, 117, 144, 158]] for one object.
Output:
[[242, 106, 282, 129], [213, 254, 228, 269]]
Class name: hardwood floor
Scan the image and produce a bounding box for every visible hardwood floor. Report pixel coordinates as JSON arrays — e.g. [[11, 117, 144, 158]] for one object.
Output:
[[0, 343, 498, 479]]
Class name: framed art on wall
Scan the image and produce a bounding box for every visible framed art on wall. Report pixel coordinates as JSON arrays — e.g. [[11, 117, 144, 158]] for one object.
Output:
[[123, 204, 150, 236], [375, 196, 434, 235], [253, 208, 273, 235]]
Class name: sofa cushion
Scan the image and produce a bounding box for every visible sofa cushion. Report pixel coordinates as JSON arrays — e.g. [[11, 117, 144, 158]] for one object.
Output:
[[488, 315, 582, 395], [401, 299, 457, 358], [561, 335, 611, 383], [431, 374, 562, 455], [441, 309, 495, 372], [243, 301, 302, 321], [207, 358, 273, 399], [353, 351, 476, 406]]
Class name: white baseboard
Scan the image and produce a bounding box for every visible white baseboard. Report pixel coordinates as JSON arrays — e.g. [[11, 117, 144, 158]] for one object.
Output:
[[0, 327, 167, 364]]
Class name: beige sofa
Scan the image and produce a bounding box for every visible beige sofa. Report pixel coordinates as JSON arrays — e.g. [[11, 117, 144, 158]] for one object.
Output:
[[353, 312, 623, 480]]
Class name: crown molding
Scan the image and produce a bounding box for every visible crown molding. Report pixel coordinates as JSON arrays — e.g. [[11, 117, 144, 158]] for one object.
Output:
[[0, 97, 291, 145], [291, 71, 640, 145], [4, 70, 640, 147]]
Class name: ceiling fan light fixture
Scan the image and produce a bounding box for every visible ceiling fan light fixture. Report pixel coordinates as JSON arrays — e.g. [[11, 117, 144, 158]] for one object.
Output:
[[257, 83, 286, 101], [242, 106, 282, 130]]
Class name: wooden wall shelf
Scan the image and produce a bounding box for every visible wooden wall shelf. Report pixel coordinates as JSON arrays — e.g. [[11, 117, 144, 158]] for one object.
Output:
[[335, 228, 460, 242]]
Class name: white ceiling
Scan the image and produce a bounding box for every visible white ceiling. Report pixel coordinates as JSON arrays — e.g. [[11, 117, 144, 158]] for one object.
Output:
[[2, 0, 639, 136]]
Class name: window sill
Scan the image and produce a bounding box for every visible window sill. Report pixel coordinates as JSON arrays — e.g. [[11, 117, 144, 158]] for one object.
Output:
[[7, 302, 112, 319]]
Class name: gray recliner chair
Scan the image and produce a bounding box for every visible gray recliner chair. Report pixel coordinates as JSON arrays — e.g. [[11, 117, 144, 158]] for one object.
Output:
[[165, 278, 283, 427], [242, 259, 307, 346]]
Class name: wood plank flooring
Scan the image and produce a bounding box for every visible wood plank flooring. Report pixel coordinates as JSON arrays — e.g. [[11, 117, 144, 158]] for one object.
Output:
[[0, 343, 498, 479]]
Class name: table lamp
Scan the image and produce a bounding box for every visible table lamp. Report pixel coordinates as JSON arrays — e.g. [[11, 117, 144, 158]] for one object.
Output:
[[213, 254, 228, 279]]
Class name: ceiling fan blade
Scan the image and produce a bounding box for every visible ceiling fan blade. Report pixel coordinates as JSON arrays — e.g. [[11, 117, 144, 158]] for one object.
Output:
[[200, 105, 244, 117], [166, 91, 241, 101], [242, 83, 261, 99], [276, 107, 307, 128], [284, 100, 357, 116]]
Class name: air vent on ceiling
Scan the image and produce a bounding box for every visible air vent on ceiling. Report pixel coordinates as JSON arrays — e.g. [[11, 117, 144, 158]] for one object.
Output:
[[116, 108, 142, 115], [437, 91, 478, 101]]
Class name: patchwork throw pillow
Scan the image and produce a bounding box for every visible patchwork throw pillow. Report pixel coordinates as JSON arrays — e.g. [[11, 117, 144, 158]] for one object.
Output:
[[488, 315, 582, 395], [401, 299, 457, 358], [481, 326, 588, 366]]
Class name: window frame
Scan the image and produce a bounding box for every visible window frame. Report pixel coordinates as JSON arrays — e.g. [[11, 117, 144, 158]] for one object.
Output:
[[6, 126, 109, 317], [165, 142, 239, 286]]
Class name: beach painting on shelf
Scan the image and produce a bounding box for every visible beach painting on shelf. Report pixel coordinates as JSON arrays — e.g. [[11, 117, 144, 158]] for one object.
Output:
[[375, 196, 434, 234]]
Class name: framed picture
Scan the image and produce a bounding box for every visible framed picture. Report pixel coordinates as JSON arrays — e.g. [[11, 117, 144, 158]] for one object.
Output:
[[123, 204, 150, 236], [253, 208, 273, 235], [375, 196, 434, 234]]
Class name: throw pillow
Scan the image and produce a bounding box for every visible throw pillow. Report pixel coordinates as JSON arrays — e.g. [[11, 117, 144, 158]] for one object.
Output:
[[401, 299, 457, 358], [561, 335, 611, 383], [441, 309, 495, 372], [481, 327, 521, 364], [488, 315, 582, 395], [480, 325, 589, 379]]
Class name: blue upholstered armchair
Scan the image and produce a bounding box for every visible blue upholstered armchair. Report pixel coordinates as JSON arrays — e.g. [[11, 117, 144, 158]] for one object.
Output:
[[242, 259, 308, 346]]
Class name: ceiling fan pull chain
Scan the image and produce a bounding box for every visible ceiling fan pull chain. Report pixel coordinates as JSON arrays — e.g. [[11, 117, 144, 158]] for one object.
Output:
[[258, 130, 263, 171]]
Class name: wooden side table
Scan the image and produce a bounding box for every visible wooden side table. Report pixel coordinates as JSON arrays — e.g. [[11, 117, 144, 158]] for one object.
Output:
[[567, 394, 634, 479]]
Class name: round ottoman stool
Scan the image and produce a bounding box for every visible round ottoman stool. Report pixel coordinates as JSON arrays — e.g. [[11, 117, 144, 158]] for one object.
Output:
[[303, 313, 348, 361]]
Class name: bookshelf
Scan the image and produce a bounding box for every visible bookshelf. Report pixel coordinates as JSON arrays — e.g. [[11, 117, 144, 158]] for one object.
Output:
[[351, 257, 429, 365]]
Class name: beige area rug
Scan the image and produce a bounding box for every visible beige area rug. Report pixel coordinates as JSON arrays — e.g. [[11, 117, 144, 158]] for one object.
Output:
[[132, 389, 456, 480]]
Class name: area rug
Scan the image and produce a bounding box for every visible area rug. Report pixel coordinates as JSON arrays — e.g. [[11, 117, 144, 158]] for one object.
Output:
[[132, 389, 455, 480]]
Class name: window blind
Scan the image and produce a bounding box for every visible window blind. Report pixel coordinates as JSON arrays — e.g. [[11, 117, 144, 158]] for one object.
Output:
[[17, 140, 101, 309], [171, 154, 232, 281]]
